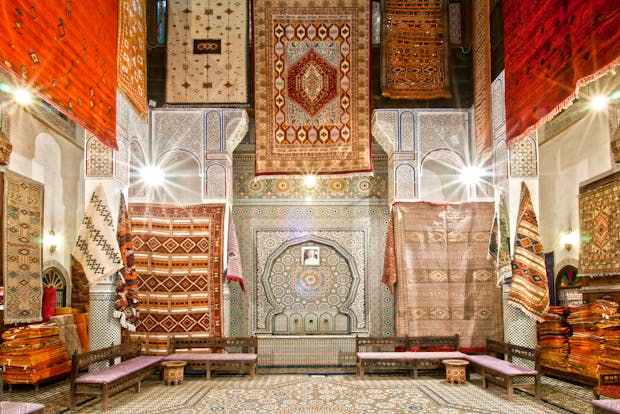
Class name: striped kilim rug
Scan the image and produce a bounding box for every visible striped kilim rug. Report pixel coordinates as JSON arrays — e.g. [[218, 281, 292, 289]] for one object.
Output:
[[128, 203, 225, 354], [509, 182, 549, 321], [384, 202, 503, 352], [253, 0, 372, 176], [3, 171, 44, 324]]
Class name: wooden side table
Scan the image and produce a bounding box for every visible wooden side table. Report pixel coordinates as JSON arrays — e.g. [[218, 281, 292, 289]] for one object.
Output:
[[162, 361, 187, 385], [442, 359, 469, 384]]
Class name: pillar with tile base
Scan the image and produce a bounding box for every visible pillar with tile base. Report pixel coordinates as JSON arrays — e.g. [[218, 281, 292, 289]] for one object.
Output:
[[89, 279, 121, 371]]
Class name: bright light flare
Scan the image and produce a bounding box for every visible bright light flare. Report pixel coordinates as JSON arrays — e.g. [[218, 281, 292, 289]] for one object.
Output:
[[140, 165, 165, 187], [590, 95, 609, 110], [459, 166, 486, 186], [13, 88, 33, 105]]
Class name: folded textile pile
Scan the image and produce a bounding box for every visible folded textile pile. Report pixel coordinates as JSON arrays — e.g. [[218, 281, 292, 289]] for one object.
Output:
[[598, 316, 620, 371], [0, 323, 71, 385], [566, 300, 619, 379], [537, 306, 571, 369]]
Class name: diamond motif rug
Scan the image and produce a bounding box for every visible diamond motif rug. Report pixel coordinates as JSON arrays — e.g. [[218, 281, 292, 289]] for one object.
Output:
[[381, 0, 452, 100], [253, 0, 372, 176], [165, 0, 248, 104], [384, 202, 503, 352], [509, 182, 549, 321], [118, 0, 148, 117], [578, 171, 620, 277], [3, 171, 44, 324], [128, 203, 225, 354]]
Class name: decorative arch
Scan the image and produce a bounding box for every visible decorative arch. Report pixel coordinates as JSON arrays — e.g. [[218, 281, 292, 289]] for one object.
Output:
[[129, 138, 147, 198], [419, 148, 467, 202], [156, 149, 203, 203], [260, 235, 363, 335], [42, 260, 70, 307]]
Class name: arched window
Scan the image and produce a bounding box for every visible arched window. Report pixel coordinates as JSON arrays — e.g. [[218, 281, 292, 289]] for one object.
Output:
[[555, 265, 583, 306], [42, 267, 67, 308]]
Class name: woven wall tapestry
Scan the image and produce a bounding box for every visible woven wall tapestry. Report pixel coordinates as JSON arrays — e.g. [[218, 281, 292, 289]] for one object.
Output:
[[509, 182, 549, 321], [380, 0, 451, 100], [3, 171, 44, 324], [166, 0, 248, 104], [384, 202, 503, 352], [114, 193, 140, 331], [72, 185, 123, 285], [70, 256, 89, 311], [0, 1, 118, 149], [472, 0, 492, 157], [488, 193, 512, 285], [118, 0, 148, 117], [226, 218, 245, 292], [128, 203, 224, 354], [504, 0, 620, 143], [578, 172, 620, 277], [254, 0, 372, 176]]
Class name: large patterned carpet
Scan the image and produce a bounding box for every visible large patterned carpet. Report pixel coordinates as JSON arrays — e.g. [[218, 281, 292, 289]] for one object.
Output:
[[2, 372, 594, 413]]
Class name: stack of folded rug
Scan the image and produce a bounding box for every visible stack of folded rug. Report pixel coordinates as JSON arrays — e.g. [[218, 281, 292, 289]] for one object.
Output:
[[537, 306, 571, 369], [0, 323, 71, 386]]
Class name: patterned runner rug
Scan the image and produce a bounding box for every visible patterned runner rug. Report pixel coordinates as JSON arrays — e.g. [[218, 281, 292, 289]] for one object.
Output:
[[381, 0, 451, 100], [253, 0, 372, 176], [384, 202, 503, 352], [3, 171, 44, 324], [128, 203, 225, 354]]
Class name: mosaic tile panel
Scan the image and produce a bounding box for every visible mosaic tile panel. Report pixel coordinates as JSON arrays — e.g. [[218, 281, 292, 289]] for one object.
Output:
[[417, 111, 469, 162], [371, 109, 398, 157], [85, 135, 114, 178], [230, 205, 391, 337], [114, 140, 129, 185], [395, 163, 417, 200], [255, 230, 366, 333], [492, 71, 506, 132], [151, 110, 204, 162], [509, 132, 538, 178], [493, 138, 508, 185], [233, 173, 387, 200], [205, 162, 227, 199]]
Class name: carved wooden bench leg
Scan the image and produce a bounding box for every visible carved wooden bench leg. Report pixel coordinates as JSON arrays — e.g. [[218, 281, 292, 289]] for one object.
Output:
[[482, 369, 488, 389], [506, 377, 513, 401], [206, 362, 212, 380], [102, 385, 110, 410], [534, 375, 541, 399]]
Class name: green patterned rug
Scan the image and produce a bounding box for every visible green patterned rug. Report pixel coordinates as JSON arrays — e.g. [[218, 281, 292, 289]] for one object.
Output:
[[1, 373, 593, 414]]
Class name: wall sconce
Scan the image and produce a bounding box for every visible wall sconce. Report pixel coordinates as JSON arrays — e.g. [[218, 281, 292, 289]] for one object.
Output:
[[45, 228, 60, 254], [562, 228, 579, 251]]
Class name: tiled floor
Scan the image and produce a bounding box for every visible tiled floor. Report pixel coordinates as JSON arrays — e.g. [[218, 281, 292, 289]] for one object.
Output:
[[1, 372, 595, 414]]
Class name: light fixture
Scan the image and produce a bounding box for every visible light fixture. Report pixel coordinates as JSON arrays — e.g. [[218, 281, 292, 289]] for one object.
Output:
[[590, 94, 609, 110], [45, 228, 60, 254], [140, 165, 165, 187], [304, 175, 317, 188], [459, 165, 486, 186], [13, 88, 33, 105], [562, 228, 579, 251]]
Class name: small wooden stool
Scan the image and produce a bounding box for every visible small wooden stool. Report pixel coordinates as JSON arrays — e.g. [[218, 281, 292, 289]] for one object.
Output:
[[162, 361, 187, 385], [442, 359, 469, 384]]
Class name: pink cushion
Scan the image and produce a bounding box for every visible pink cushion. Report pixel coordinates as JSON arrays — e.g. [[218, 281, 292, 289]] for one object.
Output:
[[165, 352, 257, 362], [357, 351, 466, 360], [593, 399, 620, 413], [464, 355, 537, 376], [75, 356, 163, 384], [0, 401, 45, 413]]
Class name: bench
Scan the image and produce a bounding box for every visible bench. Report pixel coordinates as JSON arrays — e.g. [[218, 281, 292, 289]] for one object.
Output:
[[593, 399, 620, 414], [70, 341, 163, 410], [463, 338, 540, 401], [0, 401, 45, 414], [595, 374, 620, 400], [355, 335, 466, 378], [164, 336, 258, 380]]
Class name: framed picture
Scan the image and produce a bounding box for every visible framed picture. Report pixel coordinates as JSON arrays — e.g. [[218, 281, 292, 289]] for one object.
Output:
[[301, 246, 320, 266]]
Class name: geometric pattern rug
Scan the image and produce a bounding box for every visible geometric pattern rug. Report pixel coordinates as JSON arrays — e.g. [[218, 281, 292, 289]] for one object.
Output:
[[2, 171, 44, 324], [578, 172, 620, 277], [253, 0, 372, 176], [128, 203, 225, 354], [385, 202, 503, 352], [3, 373, 593, 413]]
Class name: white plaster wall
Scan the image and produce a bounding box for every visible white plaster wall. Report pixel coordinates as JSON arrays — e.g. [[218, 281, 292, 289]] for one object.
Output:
[[6, 105, 85, 286], [538, 111, 612, 270]]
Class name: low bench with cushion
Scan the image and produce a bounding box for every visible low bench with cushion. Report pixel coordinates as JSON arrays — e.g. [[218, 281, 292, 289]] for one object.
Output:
[[595, 374, 620, 400], [164, 336, 258, 380], [70, 341, 163, 410], [593, 399, 620, 414], [356, 335, 465, 378], [463, 338, 540, 401]]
